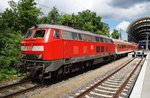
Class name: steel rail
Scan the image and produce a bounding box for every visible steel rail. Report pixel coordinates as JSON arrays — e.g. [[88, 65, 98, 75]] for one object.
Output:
[[113, 58, 143, 98], [0, 79, 41, 98], [75, 58, 136, 98], [1, 85, 40, 98], [0, 80, 31, 91]]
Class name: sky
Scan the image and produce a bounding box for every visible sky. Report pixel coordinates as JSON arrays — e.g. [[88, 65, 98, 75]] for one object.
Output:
[[1, 0, 150, 40]]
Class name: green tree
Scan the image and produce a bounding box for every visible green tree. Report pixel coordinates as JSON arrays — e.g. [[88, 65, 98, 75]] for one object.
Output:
[[1, 8, 18, 31], [17, 0, 40, 33], [111, 29, 120, 39], [37, 17, 49, 24], [48, 7, 61, 24], [59, 14, 72, 26], [0, 0, 41, 81], [59, 9, 108, 36], [96, 30, 106, 35], [76, 10, 102, 32], [82, 22, 95, 32], [96, 23, 110, 37], [40, 9, 109, 36], [101, 23, 110, 37], [0, 29, 22, 81], [2, 0, 41, 33]]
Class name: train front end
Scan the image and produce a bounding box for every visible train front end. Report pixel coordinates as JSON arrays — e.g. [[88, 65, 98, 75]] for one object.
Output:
[[20, 25, 51, 80]]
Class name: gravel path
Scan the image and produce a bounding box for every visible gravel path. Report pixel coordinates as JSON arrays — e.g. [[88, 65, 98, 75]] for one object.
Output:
[[19, 57, 132, 98]]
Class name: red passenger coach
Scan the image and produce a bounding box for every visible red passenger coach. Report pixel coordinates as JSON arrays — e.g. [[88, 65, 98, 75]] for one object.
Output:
[[21, 24, 116, 79], [113, 39, 138, 56]]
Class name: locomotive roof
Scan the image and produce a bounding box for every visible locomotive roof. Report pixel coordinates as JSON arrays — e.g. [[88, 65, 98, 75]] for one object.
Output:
[[29, 24, 111, 39], [113, 39, 133, 45]]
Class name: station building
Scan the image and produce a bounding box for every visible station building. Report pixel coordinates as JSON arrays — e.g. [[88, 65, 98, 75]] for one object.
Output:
[[127, 17, 150, 50]]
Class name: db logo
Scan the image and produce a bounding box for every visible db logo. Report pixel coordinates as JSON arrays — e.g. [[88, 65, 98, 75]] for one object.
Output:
[[27, 46, 32, 50]]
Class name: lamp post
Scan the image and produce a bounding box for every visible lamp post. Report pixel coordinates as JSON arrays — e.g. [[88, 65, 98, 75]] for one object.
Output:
[[146, 32, 149, 51], [119, 28, 122, 40]]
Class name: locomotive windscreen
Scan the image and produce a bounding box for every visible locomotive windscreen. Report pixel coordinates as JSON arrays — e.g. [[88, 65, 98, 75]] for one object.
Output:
[[33, 30, 45, 38], [24, 30, 32, 38]]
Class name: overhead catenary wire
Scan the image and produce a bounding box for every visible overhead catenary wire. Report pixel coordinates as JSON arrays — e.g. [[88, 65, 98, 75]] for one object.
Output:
[[35, 2, 66, 15]]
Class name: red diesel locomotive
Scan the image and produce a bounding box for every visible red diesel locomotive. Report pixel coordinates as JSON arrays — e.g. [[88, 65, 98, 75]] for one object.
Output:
[[20, 24, 138, 79]]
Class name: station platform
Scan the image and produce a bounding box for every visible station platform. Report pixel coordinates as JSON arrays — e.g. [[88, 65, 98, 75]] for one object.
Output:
[[130, 51, 150, 98]]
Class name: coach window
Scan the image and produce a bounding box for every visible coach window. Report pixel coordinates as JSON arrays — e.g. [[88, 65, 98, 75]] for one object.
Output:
[[99, 37, 103, 42], [72, 32, 78, 40], [118, 45, 120, 48], [62, 31, 72, 40], [92, 36, 96, 42], [87, 35, 90, 41], [88, 35, 91, 41], [105, 38, 108, 43], [84, 35, 88, 41], [105, 39, 108, 43], [54, 30, 60, 39], [109, 39, 112, 43], [103, 38, 106, 43], [96, 46, 100, 52], [101, 46, 104, 52], [110, 39, 113, 43], [78, 33, 82, 40], [107, 39, 109, 43], [95, 37, 99, 42], [106, 47, 108, 52], [82, 34, 86, 41], [107, 39, 110, 43]]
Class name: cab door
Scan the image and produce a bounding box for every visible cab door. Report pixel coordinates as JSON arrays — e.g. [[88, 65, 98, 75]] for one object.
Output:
[[61, 31, 72, 59], [50, 29, 63, 59]]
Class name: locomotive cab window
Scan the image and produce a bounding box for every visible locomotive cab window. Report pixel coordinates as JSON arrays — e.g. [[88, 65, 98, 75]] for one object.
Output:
[[24, 30, 32, 39], [33, 30, 45, 38], [54, 30, 60, 39]]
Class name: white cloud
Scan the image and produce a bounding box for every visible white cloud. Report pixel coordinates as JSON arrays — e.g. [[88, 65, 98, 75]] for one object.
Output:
[[116, 21, 130, 31], [1, 0, 150, 20], [0, 0, 10, 12], [110, 30, 113, 34], [35, 0, 94, 15], [93, 1, 150, 20], [115, 21, 130, 40], [0, 0, 19, 12]]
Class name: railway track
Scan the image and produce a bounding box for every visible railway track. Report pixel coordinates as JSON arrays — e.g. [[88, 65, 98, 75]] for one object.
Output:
[[67, 57, 144, 98], [0, 80, 40, 98]]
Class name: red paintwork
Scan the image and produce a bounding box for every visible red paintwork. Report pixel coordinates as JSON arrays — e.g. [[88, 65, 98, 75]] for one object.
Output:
[[113, 40, 138, 54], [21, 27, 138, 61]]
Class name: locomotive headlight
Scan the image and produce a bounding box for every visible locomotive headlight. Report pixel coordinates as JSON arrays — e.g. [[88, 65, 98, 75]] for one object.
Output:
[[21, 46, 27, 51], [32, 46, 44, 51]]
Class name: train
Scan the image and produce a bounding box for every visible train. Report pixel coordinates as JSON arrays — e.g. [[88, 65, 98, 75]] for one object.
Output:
[[20, 24, 138, 80]]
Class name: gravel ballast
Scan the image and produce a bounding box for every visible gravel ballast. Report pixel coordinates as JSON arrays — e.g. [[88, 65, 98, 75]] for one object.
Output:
[[19, 57, 132, 98]]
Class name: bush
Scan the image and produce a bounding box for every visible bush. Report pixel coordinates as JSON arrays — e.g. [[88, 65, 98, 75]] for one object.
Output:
[[0, 29, 22, 81]]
